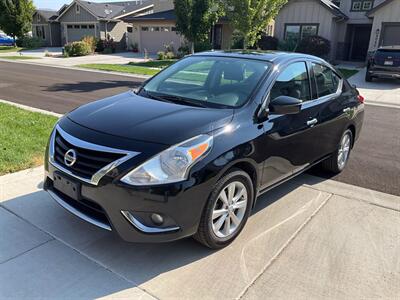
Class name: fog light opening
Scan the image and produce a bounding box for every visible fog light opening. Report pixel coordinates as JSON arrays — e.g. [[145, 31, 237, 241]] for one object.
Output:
[[151, 213, 164, 226]]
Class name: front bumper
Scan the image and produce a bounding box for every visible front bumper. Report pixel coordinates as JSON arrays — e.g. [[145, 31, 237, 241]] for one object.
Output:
[[44, 162, 212, 243]]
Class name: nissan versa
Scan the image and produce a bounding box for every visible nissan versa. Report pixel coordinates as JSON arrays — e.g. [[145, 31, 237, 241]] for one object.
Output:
[[44, 51, 364, 249]]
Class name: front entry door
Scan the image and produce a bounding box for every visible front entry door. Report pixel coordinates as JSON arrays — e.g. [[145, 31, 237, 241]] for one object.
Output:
[[351, 25, 372, 61], [260, 61, 322, 188]]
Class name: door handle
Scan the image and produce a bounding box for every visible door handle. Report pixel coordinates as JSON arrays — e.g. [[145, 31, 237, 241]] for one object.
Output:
[[307, 118, 318, 127], [343, 107, 351, 113]]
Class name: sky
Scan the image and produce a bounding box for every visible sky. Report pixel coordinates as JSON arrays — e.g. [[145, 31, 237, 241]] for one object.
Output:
[[33, 0, 126, 10]]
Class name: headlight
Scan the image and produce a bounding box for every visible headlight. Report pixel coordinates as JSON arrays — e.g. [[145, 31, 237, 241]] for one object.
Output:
[[121, 134, 213, 186]]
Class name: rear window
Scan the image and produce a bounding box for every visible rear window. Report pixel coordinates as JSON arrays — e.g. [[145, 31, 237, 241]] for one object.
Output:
[[375, 49, 400, 57]]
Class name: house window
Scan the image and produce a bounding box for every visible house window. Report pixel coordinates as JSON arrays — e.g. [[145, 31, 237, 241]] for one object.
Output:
[[141, 26, 149, 31], [284, 24, 318, 41], [67, 25, 73, 29], [89, 24, 95, 29], [37, 14, 41, 22], [74, 25, 80, 29], [160, 27, 170, 32], [76, 4, 81, 14], [351, 0, 374, 11], [171, 27, 176, 32], [127, 27, 133, 33], [36, 26, 45, 39], [81, 25, 88, 29], [150, 27, 160, 32]]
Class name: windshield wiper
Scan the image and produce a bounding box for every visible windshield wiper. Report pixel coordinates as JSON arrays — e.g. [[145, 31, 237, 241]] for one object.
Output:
[[156, 94, 208, 108]]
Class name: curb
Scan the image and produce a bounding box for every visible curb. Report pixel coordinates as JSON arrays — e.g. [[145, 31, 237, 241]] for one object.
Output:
[[0, 58, 152, 80], [0, 99, 62, 118]]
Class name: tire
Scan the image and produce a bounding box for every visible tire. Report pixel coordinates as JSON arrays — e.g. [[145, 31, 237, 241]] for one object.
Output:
[[321, 129, 353, 174], [365, 70, 373, 82], [194, 169, 254, 249]]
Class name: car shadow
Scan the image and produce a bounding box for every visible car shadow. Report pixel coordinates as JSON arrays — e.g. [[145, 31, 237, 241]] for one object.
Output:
[[44, 80, 142, 94], [1, 173, 328, 298]]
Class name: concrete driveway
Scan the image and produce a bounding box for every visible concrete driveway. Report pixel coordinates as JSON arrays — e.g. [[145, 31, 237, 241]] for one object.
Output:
[[0, 168, 399, 299], [349, 68, 400, 108]]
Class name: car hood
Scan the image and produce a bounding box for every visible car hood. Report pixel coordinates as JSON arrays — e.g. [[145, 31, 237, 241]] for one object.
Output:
[[67, 91, 234, 145]]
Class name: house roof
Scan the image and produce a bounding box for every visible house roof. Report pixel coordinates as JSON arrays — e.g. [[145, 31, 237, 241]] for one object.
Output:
[[319, 0, 348, 19], [122, 9, 176, 22], [35, 9, 59, 21], [366, 0, 394, 16], [56, 0, 153, 21]]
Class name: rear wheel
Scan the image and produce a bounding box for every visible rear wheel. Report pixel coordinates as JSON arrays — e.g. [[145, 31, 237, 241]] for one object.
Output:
[[194, 169, 253, 249], [321, 129, 353, 173]]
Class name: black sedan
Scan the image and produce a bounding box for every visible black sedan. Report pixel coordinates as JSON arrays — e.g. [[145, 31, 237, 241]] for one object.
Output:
[[44, 51, 364, 249]]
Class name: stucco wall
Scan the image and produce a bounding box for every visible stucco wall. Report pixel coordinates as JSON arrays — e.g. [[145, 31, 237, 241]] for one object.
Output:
[[368, 0, 400, 51]]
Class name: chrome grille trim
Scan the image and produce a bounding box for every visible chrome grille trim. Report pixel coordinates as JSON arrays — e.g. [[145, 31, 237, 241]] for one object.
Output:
[[49, 124, 140, 186]]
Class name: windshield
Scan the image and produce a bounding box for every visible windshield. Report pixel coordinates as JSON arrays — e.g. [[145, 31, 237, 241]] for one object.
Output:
[[140, 56, 270, 108]]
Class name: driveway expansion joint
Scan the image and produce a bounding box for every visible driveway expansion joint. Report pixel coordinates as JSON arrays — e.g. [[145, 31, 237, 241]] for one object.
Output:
[[237, 192, 333, 299]]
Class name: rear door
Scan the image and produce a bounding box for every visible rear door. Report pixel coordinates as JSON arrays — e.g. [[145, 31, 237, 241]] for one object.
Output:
[[260, 61, 323, 188], [308, 62, 354, 157]]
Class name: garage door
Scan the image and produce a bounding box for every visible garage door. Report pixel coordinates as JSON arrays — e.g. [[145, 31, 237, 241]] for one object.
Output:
[[140, 26, 181, 53], [381, 24, 400, 46], [67, 24, 95, 42]]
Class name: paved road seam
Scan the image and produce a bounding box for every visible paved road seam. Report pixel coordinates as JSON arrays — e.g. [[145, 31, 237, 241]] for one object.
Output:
[[237, 193, 333, 299]]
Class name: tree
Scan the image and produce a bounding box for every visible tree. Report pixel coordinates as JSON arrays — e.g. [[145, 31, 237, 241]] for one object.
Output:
[[0, 0, 35, 46], [174, 0, 223, 54], [225, 0, 287, 49]]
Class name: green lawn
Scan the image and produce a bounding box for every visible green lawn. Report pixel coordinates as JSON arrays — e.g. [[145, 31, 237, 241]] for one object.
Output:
[[0, 46, 22, 53], [0, 55, 38, 60], [338, 68, 359, 79], [78, 64, 161, 76], [0, 103, 58, 175], [129, 59, 177, 68]]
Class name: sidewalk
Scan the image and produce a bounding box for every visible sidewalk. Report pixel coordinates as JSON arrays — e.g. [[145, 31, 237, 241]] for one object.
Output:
[[0, 167, 398, 299]]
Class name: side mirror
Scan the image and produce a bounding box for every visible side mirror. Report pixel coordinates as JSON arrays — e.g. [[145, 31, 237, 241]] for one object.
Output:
[[269, 96, 302, 115]]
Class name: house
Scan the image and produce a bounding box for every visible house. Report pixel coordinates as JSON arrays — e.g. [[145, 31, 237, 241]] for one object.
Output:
[[32, 10, 61, 46], [274, 0, 400, 61], [56, 0, 154, 50]]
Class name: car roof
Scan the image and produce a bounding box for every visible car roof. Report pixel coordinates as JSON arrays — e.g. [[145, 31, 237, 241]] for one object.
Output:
[[192, 50, 325, 64]]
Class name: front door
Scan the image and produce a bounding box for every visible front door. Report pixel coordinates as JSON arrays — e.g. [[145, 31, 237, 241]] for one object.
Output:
[[212, 25, 222, 49], [351, 25, 372, 61], [260, 61, 322, 188]]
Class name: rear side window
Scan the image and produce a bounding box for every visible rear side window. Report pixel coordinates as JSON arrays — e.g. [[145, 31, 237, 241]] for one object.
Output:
[[312, 63, 340, 98], [270, 62, 311, 101]]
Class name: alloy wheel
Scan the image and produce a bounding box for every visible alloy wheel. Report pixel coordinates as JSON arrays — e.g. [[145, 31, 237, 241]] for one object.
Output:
[[338, 133, 351, 169], [211, 181, 248, 238]]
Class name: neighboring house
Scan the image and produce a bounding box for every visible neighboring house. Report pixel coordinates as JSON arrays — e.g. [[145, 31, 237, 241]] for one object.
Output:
[[274, 0, 400, 61], [56, 0, 154, 50], [32, 10, 61, 46]]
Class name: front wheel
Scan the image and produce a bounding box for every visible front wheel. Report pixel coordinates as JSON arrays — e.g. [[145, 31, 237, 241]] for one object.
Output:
[[321, 129, 353, 173], [194, 169, 254, 249]]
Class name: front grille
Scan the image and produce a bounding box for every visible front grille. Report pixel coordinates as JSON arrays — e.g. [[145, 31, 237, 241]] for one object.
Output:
[[54, 131, 125, 179]]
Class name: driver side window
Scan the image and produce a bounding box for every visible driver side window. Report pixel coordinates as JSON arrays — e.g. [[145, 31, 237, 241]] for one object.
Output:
[[270, 62, 311, 101]]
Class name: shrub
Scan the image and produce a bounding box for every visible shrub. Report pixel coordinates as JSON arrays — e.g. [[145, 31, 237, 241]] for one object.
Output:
[[296, 35, 331, 58], [257, 34, 278, 50], [16, 36, 43, 49], [230, 30, 244, 49], [157, 51, 166, 60], [96, 39, 104, 52], [102, 39, 117, 54], [194, 39, 212, 52], [177, 44, 190, 58], [64, 41, 91, 57], [277, 37, 298, 52], [81, 36, 96, 54]]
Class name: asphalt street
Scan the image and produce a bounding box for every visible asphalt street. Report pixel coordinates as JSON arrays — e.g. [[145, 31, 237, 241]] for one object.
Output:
[[0, 61, 399, 195]]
